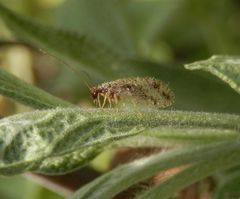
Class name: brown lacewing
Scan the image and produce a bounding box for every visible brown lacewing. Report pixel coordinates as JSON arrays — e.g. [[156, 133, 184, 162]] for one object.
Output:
[[40, 50, 175, 108], [91, 77, 175, 108]]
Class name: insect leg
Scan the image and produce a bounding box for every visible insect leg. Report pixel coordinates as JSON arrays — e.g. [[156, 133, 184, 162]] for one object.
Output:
[[97, 93, 101, 108], [113, 94, 119, 111], [101, 93, 108, 108], [113, 94, 118, 106], [108, 96, 112, 108]]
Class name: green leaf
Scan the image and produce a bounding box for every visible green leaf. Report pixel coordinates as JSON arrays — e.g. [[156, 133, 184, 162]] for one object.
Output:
[[0, 175, 64, 199], [141, 127, 239, 145], [0, 3, 124, 78], [0, 68, 72, 109], [137, 142, 240, 199], [0, 107, 238, 176], [70, 141, 240, 199], [185, 55, 240, 94], [0, 108, 145, 175], [214, 170, 240, 199], [121, 0, 183, 44], [55, 0, 136, 57]]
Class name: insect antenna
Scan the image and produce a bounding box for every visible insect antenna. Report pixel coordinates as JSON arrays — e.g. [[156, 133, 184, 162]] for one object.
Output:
[[39, 49, 92, 90]]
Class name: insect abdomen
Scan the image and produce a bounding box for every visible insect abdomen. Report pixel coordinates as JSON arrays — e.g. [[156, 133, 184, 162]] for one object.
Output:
[[93, 77, 174, 108]]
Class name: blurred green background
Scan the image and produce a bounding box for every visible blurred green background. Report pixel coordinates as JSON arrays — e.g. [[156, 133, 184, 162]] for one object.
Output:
[[0, 176, 63, 199], [0, 0, 240, 198]]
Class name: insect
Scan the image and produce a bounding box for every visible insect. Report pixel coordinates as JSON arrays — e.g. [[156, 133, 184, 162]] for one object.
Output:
[[39, 50, 174, 109], [90, 77, 175, 108]]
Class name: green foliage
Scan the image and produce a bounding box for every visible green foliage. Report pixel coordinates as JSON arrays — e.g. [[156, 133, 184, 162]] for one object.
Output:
[[214, 169, 240, 199], [1, 1, 240, 113], [136, 144, 240, 199], [0, 108, 239, 176], [185, 55, 240, 94], [55, 0, 137, 57], [0, 176, 63, 199], [0, 3, 124, 79], [0, 1, 239, 199], [70, 141, 240, 199], [0, 108, 143, 175], [0, 68, 72, 109]]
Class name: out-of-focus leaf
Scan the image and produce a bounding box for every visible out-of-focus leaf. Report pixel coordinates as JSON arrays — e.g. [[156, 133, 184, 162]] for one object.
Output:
[[55, 0, 182, 58], [70, 141, 240, 199], [55, 0, 136, 57], [0, 68, 72, 109], [137, 143, 240, 199], [0, 175, 64, 199], [214, 170, 240, 199], [0, 176, 26, 199], [0, 108, 239, 175], [121, 0, 182, 44], [0, 3, 126, 79], [185, 55, 240, 94]]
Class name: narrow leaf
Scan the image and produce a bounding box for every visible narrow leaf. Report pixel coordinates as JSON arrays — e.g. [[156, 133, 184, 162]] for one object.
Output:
[[185, 55, 240, 94], [1, 107, 238, 176], [0, 4, 124, 77], [70, 141, 240, 199], [0, 68, 72, 109], [141, 128, 239, 145], [137, 145, 240, 199]]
